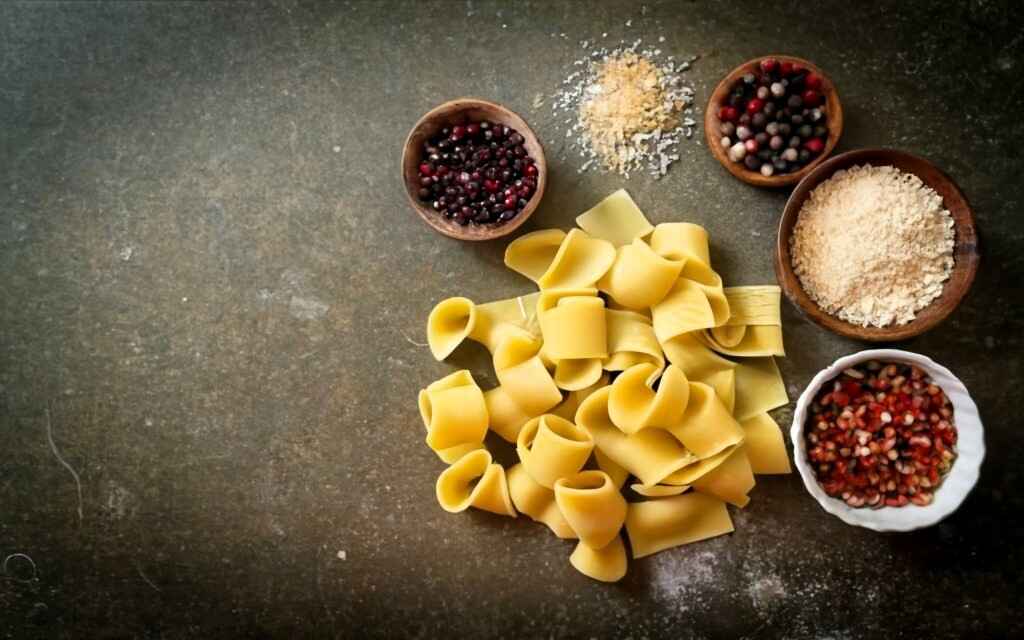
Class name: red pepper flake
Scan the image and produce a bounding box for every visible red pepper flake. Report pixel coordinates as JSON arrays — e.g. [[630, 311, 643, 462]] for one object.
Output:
[[804, 361, 957, 508]]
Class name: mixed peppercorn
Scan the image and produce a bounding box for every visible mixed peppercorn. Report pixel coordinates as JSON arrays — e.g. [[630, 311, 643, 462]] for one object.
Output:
[[717, 57, 829, 177], [805, 361, 957, 508], [417, 120, 539, 226]]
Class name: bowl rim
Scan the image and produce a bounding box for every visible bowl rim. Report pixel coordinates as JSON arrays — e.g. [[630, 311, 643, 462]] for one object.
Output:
[[401, 97, 546, 242], [774, 147, 981, 341], [704, 54, 844, 187], [789, 348, 985, 532]]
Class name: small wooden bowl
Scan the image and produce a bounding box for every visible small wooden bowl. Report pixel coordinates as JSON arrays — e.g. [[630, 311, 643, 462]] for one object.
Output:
[[775, 148, 981, 341], [704, 55, 843, 188], [402, 98, 547, 241]]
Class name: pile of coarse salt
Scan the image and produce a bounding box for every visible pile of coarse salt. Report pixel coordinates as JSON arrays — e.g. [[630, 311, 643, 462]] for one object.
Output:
[[790, 164, 955, 327], [552, 39, 697, 178]]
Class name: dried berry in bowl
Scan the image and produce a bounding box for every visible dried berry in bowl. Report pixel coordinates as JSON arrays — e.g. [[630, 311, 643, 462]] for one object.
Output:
[[416, 121, 539, 226], [717, 57, 829, 177], [804, 360, 957, 509]]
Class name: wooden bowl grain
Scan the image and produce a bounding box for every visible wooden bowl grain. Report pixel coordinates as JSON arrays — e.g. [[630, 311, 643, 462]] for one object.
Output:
[[704, 55, 843, 188], [402, 98, 547, 241], [775, 148, 980, 342]]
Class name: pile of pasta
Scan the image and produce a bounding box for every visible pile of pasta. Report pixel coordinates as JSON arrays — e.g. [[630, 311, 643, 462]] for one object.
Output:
[[419, 189, 791, 582]]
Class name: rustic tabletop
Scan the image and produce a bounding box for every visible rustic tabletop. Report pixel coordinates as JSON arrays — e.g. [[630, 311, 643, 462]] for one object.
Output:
[[2, 1, 1021, 638]]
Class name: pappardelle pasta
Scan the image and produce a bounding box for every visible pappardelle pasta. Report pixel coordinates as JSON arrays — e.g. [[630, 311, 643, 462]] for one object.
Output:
[[417, 190, 792, 583]]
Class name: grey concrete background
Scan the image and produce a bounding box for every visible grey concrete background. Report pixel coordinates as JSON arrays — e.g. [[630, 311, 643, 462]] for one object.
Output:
[[1, 1, 1021, 638]]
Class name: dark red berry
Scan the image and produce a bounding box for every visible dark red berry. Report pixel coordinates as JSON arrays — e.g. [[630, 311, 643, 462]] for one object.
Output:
[[746, 98, 765, 114], [779, 61, 794, 76], [802, 90, 821, 106], [803, 137, 825, 154], [719, 106, 738, 122], [805, 73, 822, 90], [419, 162, 434, 176], [759, 58, 778, 73]]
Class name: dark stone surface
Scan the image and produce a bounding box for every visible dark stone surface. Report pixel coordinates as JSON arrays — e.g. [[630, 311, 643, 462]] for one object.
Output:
[[1, 1, 1022, 638]]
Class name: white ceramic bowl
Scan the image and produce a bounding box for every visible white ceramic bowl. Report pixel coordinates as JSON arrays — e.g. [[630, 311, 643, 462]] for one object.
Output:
[[790, 349, 984, 532]]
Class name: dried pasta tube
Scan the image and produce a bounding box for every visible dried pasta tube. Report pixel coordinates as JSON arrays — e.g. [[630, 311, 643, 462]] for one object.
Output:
[[608, 364, 689, 434], [603, 309, 664, 381], [733, 357, 788, 422], [625, 493, 734, 559], [506, 463, 576, 539], [598, 238, 683, 309], [630, 483, 690, 497], [551, 374, 609, 423], [691, 446, 755, 508], [418, 370, 488, 462], [660, 332, 734, 381], [504, 229, 567, 283], [651, 278, 719, 343], [665, 382, 744, 459], [516, 415, 594, 489], [593, 448, 629, 489], [554, 471, 627, 550], [575, 386, 696, 486], [436, 449, 516, 517], [539, 296, 608, 360], [536, 229, 616, 290], [553, 357, 604, 392], [483, 385, 535, 443], [493, 334, 563, 416], [569, 534, 627, 583], [426, 297, 476, 361], [659, 446, 737, 486]]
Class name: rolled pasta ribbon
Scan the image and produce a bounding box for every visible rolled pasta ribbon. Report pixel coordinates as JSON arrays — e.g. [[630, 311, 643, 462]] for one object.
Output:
[[554, 471, 627, 550], [575, 386, 697, 486], [517, 414, 595, 489], [427, 297, 477, 361], [494, 334, 562, 416], [539, 296, 608, 360], [537, 229, 617, 290], [551, 374, 609, 422], [699, 367, 736, 416], [594, 448, 629, 489], [660, 332, 735, 381], [570, 535, 627, 583], [625, 492, 734, 559], [733, 357, 789, 421], [630, 483, 690, 497], [651, 278, 721, 343], [504, 229, 567, 283], [648, 222, 712, 266], [506, 463, 576, 539], [691, 446, 755, 508], [740, 412, 791, 474], [603, 309, 664, 382], [418, 370, 488, 462], [598, 238, 683, 310], [436, 449, 516, 517], [665, 381, 745, 459], [574, 189, 653, 247], [483, 385, 536, 443], [608, 364, 689, 434], [701, 286, 785, 357], [659, 445, 738, 486], [553, 357, 605, 392]]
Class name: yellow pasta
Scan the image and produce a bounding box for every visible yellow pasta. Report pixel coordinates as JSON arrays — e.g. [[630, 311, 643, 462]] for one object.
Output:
[[504, 229, 567, 283], [418, 370, 488, 462], [740, 412, 792, 474], [554, 471, 627, 550], [648, 222, 712, 265], [483, 385, 536, 443], [574, 189, 654, 247], [608, 364, 689, 434], [658, 446, 738, 485], [661, 332, 735, 380], [553, 357, 605, 392], [625, 493, 734, 559], [576, 387, 697, 486], [493, 334, 563, 415], [599, 238, 683, 310], [702, 286, 785, 357], [436, 449, 516, 516], [536, 229, 616, 290], [604, 309, 664, 381], [651, 278, 720, 343], [594, 448, 630, 489], [733, 357, 789, 421], [569, 535, 627, 583], [517, 414, 595, 488], [539, 296, 608, 359], [551, 374, 609, 422], [427, 297, 477, 361], [630, 483, 690, 497], [469, 292, 541, 352], [665, 381, 745, 459], [699, 367, 736, 415], [507, 463, 577, 539], [691, 446, 755, 508]]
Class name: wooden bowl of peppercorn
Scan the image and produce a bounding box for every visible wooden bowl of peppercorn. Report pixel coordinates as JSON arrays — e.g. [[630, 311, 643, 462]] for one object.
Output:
[[402, 98, 547, 241], [704, 55, 843, 188]]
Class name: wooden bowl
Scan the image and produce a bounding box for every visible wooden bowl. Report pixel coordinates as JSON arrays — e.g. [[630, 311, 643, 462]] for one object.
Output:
[[402, 98, 547, 241], [704, 55, 843, 188], [775, 148, 981, 341]]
